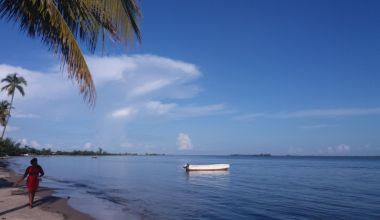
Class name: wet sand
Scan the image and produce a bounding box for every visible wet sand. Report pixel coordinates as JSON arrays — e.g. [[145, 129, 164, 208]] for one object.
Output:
[[0, 159, 93, 220]]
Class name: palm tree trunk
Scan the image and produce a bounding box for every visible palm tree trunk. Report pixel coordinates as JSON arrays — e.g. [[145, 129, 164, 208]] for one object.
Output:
[[1, 93, 15, 140]]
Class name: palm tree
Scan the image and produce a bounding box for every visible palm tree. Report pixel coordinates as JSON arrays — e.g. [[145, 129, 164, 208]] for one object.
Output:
[[1, 73, 27, 139], [0, 0, 141, 106], [0, 100, 10, 127]]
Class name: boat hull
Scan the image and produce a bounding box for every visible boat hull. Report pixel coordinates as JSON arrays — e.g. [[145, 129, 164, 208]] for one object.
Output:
[[184, 164, 230, 171]]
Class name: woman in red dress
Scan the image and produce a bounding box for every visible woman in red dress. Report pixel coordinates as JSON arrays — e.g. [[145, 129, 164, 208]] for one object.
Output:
[[15, 158, 44, 208]]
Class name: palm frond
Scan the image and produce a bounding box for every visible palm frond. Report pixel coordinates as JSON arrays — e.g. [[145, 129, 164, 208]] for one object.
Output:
[[16, 75, 27, 85], [0, 0, 96, 104], [15, 85, 25, 96], [52, 0, 118, 53], [0, 0, 142, 105], [1, 84, 10, 92], [87, 0, 142, 45]]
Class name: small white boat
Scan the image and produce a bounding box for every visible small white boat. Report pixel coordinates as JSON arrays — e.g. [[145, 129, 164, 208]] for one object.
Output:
[[184, 163, 230, 171]]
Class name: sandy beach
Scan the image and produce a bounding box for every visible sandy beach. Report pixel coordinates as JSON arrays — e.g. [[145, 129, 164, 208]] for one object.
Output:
[[0, 159, 92, 220]]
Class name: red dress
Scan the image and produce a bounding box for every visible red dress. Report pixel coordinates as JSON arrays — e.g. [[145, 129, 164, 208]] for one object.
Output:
[[25, 165, 43, 192]]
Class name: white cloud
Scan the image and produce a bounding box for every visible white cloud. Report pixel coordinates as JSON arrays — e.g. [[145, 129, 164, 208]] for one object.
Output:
[[86, 56, 136, 83], [0, 64, 73, 101], [177, 133, 193, 150], [145, 101, 177, 115], [327, 144, 351, 155], [145, 102, 227, 118], [175, 104, 226, 117], [110, 107, 137, 119], [13, 112, 40, 118], [20, 138, 28, 146], [0, 54, 226, 150], [83, 142, 92, 150], [30, 140, 41, 148], [109, 101, 227, 120], [87, 54, 202, 99], [130, 79, 172, 97], [276, 108, 380, 118], [337, 144, 350, 152], [235, 107, 380, 121], [19, 139, 41, 148], [18, 138, 53, 149], [0, 54, 202, 103]]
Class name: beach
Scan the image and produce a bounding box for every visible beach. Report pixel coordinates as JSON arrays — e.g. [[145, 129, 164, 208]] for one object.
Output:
[[0, 159, 92, 220]]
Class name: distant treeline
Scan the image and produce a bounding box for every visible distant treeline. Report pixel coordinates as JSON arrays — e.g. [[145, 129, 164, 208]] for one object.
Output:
[[0, 138, 164, 157]]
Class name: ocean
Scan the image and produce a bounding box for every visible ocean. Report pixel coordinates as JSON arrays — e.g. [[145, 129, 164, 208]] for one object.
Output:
[[8, 156, 380, 220]]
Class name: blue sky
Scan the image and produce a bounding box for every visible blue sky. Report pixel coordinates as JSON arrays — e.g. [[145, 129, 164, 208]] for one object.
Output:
[[0, 0, 379, 155]]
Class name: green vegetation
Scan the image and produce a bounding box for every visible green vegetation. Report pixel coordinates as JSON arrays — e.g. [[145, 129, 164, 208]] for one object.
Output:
[[0, 100, 10, 127], [0, 138, 164, 157], [0, 0, 141, 105], [0, 138, 52, 156]]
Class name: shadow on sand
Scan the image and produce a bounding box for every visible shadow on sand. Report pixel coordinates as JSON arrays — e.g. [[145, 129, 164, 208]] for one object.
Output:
[[0, 195, 60, 216], [0, 177, 60, 217]]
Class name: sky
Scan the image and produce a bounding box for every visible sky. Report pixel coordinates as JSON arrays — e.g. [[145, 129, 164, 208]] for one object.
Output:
[[0, 0, 379, 155]]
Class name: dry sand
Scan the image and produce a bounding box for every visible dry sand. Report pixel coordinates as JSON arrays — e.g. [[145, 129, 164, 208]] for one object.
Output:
[[0, 159, 92, 220]]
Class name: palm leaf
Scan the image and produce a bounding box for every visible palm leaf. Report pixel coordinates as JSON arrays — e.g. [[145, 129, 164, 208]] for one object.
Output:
[[16, 75, 27, 85], [15, 85, 25, 96], [87, 0, 142, 45], [0, 0, 142, 106], [51, 0, 120, 53], [0, 0, 96, 104]]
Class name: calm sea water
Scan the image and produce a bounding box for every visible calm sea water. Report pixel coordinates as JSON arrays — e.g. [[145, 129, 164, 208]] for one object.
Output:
[[8, 156, 380, 220]]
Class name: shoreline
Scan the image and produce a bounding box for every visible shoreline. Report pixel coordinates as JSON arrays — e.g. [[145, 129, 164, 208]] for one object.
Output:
[[0, 159, 93, 220]]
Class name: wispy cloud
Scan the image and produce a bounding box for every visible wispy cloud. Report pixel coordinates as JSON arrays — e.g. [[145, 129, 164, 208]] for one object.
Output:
[[175, 104, 227, 118], [0, 54, 226, 151], [235, 107, 380, 121], [130, 79, 172, 97], [145, 101, 177, 115], [110, 106, 137, 119], [0, 64, 73, 101], [109, 101, 228, 120], [0, 54, 202, 102], [299, 124, 336, 129], [177, 133, 193, 150], [0, 54, 229, 151], [18, 138, 41, 148], [87, 54, 202, 99], [326, 144, 351, 155], [13, 112, 40, 118], [83, 142, 92, 150]]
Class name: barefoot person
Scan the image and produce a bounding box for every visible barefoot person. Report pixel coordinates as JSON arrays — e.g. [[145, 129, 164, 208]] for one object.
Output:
[[14, 158, 45, 208]]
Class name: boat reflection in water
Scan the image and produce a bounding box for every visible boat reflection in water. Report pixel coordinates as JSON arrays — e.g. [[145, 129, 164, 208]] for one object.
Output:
[[186, 170, 229, 176]]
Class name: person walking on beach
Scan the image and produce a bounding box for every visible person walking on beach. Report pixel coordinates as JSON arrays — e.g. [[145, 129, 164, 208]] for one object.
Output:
[[14, 158, 44, 208]]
